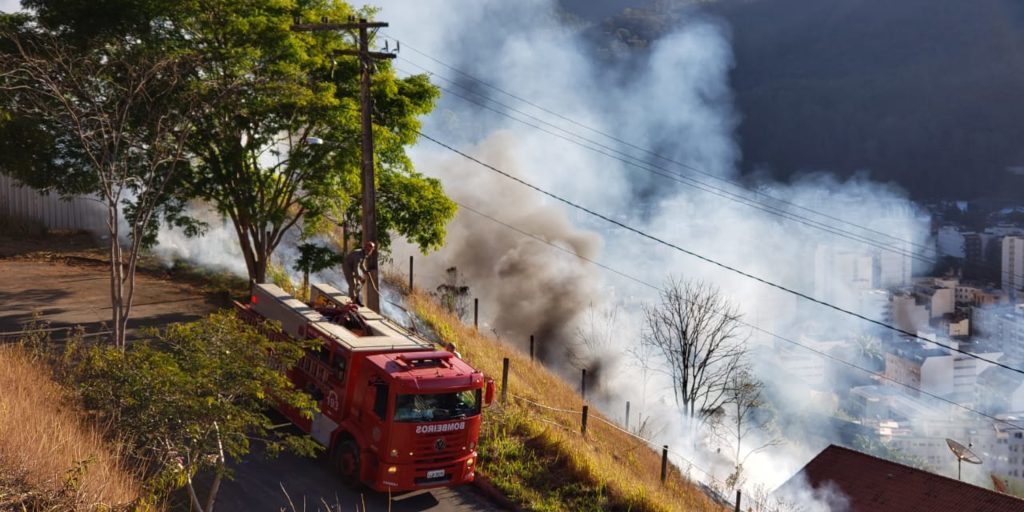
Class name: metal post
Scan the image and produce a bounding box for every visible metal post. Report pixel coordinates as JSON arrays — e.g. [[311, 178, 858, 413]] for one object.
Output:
[[661, 445, 669, 483], [734, 489, 741, 512], [625, 401, 630, 430], [474, 298, 479, 329], [500, 357, 509, 404], [581, 368, 587, 400], [408, 255, 413, 291], [581, 405, 589, 435]]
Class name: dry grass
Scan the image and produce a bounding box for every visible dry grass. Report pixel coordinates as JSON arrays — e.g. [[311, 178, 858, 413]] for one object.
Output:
[[0, 344, 146, 510], [406, 289, 725, 512]]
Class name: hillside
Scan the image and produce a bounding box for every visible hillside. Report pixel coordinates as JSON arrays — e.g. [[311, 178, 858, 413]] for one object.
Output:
[[0, 344, 145, 510], [401, 284, 726, 512], [563, 0, 1024, 200]]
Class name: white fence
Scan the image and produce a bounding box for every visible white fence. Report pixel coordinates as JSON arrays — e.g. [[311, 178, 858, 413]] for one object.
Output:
[[0, 174, 107, 233]]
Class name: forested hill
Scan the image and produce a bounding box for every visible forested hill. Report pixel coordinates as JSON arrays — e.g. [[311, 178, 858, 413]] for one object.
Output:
[[560, 0, 1024, 200]]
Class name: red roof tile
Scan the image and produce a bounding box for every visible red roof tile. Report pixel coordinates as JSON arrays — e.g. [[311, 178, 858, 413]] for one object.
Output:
[[777, 445, 1024, 512]]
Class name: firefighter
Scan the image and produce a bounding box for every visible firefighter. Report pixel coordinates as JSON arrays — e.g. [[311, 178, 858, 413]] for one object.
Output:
[[342, 241, 375, 305]]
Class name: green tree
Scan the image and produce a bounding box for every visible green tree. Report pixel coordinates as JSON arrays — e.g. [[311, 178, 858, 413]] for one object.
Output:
[[8, 0, 457, 286], [0, 15, 204, 348], [293, 241, 344, 297], [68, 311, 320, 511], [190, 1, 454, 283], [175, 0, 452, 283]]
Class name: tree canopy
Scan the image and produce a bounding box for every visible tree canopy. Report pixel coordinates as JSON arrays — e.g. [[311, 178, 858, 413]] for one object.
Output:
[[3, 0, 456, 286]]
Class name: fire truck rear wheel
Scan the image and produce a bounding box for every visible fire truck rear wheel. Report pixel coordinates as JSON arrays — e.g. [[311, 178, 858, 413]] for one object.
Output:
[[332, 439, 361, 484]]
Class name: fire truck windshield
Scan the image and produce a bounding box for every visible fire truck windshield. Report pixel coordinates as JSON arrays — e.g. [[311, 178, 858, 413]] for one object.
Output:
[[394, 390, 481, 422]]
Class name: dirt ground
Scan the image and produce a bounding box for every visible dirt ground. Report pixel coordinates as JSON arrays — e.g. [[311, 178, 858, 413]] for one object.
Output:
[[0, 232, 224, 340]]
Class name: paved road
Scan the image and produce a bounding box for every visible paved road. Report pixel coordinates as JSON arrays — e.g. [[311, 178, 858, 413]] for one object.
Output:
[[216, 447, 499, 512]]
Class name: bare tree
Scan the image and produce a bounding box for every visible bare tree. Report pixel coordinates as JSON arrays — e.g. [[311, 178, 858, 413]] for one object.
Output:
[[641, 278, 747, 422], [0, 31, 202, 348], [713, 369, 782, 490], [570, 302, 621, 398]]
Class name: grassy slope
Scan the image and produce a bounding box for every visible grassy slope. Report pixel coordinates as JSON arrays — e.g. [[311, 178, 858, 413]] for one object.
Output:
[[0, 344, 145, 510], [406, 289, 723, 512]]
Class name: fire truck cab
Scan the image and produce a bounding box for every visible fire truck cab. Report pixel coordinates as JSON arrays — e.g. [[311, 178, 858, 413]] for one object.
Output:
[[237, 282, 493, 492]]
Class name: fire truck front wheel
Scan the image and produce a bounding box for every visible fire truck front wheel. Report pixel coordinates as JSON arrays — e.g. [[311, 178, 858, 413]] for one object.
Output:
[[331, 438, 361, 485]]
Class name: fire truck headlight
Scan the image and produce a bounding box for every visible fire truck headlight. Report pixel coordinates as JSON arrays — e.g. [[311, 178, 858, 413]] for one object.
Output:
[[466, 458, 474, 467], [387, 466, 398, 474], [390, 449, 398, 457]]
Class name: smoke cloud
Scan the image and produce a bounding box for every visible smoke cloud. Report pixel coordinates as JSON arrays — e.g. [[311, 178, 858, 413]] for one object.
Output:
[[374, 0, 932, 506], [149, 0, 939, 507], [395, 132, 603, 365]]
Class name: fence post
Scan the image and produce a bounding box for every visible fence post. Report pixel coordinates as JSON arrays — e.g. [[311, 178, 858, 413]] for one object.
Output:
[[581, 368, 587, 399], [408, 255, 413, 291], [500, 357, 509, 404], [661, 445, 668, 483], [625, 401, 630, 430], [581, 405, 589, 435], [474, 298, 479, 329], [734, 489, 741, 512], [529, 334, 535, 361]]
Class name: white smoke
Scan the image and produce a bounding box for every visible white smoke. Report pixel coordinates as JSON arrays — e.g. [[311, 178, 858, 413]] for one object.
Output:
[[374, 0, 931, 506], [146, 0, 935, 506]]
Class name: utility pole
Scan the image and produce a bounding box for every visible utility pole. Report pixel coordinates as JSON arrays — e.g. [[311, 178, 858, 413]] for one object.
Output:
[[292, 18, 396, 312]]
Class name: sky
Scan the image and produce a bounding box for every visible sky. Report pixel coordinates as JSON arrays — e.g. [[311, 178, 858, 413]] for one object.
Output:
[[0, 0, 18, 13]]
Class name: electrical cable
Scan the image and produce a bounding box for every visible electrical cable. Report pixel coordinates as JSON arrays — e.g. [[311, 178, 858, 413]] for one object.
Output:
[[453, 199, 1024, 431], [393, 63, 933, 268], [414, 130, 1024, 377], [386, 39, 1024, 284], [389, 40, 936, 255]]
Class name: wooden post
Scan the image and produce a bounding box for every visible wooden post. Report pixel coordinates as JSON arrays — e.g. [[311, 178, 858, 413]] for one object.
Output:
[[408, 255, 413, 291], [581, 368, 587, 399], [291, 19, 395, 312], [625, 401, 631, 430], [500, 357, 509, 404], [529, 334, 534, 360], [581, 405, 589, 435], [734, 489, 741, 512], [661, 446, 668, 483], [474, 298, 479, 329]]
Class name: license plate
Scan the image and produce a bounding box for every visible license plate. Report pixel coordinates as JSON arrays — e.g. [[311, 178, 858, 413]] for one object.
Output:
[[426, 469, 445, 479]]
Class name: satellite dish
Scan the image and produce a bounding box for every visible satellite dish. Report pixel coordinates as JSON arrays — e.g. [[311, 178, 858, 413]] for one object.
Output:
[[946, 438, 983, 464], [946, 438, 982, 481]]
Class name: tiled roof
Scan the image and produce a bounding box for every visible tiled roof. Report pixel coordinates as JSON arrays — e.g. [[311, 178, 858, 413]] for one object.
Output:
[[776, 445, 1024, 512]]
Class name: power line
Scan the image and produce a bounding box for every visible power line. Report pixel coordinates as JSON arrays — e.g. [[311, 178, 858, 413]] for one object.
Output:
[[390, 40, 935, 256], [390, 40, 1024, 284], [393, 62, 933, 268], [417, 129, 1024, 377], [453, 199, 1024, 432]]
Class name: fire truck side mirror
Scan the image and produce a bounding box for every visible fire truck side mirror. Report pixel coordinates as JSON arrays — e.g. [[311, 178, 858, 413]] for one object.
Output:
[[484, 378, 495, 407]]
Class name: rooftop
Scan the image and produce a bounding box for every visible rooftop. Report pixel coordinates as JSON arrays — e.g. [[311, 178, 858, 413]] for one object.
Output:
[[776, 445, 1024, 512]]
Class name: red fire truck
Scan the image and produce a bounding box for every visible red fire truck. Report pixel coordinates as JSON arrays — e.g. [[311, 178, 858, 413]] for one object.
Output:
[[235, 282, 494, 491]]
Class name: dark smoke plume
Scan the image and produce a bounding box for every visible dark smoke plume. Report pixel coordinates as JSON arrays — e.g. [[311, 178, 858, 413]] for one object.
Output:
[[392, 132, 603, 367]]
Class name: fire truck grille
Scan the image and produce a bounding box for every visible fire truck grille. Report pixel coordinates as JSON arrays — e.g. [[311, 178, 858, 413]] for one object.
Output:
[[413, 432, 464, 464]]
